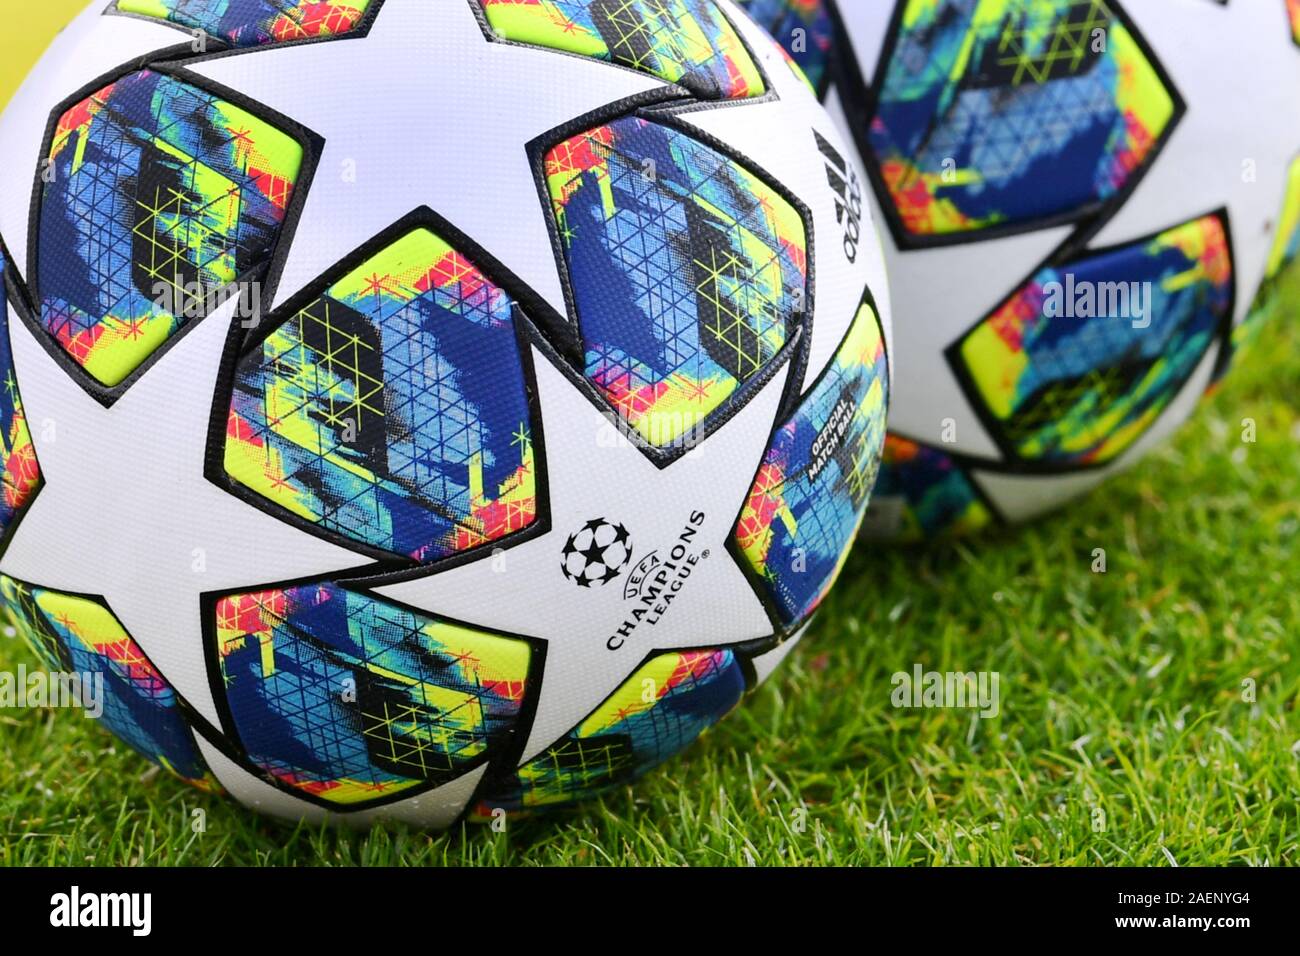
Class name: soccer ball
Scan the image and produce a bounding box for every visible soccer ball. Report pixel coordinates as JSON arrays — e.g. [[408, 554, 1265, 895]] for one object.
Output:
[[742, 0, 1300, 538], [0, 0, 891, 825]]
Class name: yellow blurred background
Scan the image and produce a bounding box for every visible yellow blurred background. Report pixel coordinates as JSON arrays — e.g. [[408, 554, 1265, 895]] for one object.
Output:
[[0, 1, 93, 110]]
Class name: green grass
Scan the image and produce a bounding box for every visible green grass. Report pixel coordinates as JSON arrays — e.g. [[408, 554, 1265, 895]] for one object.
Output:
[[2, 283, 1297, 867]]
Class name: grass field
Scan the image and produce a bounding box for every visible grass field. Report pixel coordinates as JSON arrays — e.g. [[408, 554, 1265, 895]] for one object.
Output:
[[1, 281, 1295, 867], [1, 5, 1298, 868]]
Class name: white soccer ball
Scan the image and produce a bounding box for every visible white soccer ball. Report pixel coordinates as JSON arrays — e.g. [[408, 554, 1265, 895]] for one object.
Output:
[[0, 0, 891, 825]]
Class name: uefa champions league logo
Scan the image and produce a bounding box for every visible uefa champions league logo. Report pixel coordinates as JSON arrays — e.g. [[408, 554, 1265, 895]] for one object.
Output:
[[560, 513, 711, 650], [559, 518, 634, 588]]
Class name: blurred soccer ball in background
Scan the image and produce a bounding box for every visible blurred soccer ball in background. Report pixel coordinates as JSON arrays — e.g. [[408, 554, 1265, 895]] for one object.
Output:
[[742, 0, 1300, 539]]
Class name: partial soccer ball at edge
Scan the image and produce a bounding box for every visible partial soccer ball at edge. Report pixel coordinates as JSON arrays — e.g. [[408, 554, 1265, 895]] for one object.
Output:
[[742, 0, 1300, 539], [0, 0, 891, 826]]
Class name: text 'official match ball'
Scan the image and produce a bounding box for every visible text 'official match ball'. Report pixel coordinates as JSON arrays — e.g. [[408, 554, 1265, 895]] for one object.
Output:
[[742, 0, 1300, 539], [0, 0, 891, 826]]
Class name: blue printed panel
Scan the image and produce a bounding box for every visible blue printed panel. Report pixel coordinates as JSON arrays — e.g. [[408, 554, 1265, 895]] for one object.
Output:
[[867, 0, 1177, 237], [480, 0, 766, 99], [215, 582, 532, 807], [113, 0, 375, 47], [735, 298, 889, 626], [955, 214, 1231, 465], [868, 436, 993, 540], [37, 70, 302, 386], [0, 249, 40, 534], [1, 576, 218, 790], [545, 116, 808, 448], [224, 228, 539, 562], [474, 647, 746, 813], [738, 0, 835, 90]]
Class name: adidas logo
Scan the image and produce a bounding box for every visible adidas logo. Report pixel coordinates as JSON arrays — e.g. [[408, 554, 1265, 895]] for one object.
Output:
[[815, 129, 863, 264]]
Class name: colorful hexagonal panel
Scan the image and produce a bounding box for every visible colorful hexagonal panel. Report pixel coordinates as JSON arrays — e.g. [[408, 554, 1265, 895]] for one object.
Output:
[[1265, 159, 1300, 285], [954, 213, 1232, 466], [113, 0, 375, 47], [37, 70, 303, 387], [0, 252, 40, 536], [735, 296, 888, 627], [474, 647, 745, 814], [0, 575, 219, 790], [479, 0, 764, 99], [224, 227, 539, 562], [737, 0, 834, 91], [213, 582, 533, 807], [1232, 155, 1300, 365], [868, 0, 1177, 238], [869, 436, 993, 540], [546, 115, 807, 448]]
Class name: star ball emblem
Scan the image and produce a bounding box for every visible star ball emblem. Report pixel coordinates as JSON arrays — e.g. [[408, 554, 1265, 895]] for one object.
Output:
[[560, 518, 634, 588]]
